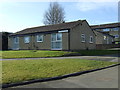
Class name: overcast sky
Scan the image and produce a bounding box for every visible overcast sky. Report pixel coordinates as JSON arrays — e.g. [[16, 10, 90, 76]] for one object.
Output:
[[0, 0, 119, 33]]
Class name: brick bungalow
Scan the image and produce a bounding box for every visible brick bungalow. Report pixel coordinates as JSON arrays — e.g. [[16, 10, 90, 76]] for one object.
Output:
[[8, 20, 96, 50], [93, 30, 114, 44]]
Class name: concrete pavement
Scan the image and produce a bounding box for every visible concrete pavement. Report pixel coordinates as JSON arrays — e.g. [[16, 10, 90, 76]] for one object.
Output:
[[1, 56, 118, 62], [11, 66, 119, 88]]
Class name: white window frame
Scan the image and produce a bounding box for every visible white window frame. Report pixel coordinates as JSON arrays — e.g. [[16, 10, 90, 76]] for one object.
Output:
[[51, 33, 62, 50], [36, 34, 43, 42], [24, 36, 30, 43], [56, 33, 62, 41], [90, 36, 93, 43], [81, 34, 85, 42]]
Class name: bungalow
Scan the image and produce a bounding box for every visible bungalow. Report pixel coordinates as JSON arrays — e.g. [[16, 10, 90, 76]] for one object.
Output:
[[8, 20, 96, 50], [93, 30, 114, 44], [91, 22, 120, 44]]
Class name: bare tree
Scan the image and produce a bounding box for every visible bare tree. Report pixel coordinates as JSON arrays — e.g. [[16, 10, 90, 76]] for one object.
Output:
[[43, 2, 65, 25]]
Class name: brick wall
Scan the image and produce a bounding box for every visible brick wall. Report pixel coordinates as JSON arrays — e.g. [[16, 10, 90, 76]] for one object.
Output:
[[96, 44, 120, 49]]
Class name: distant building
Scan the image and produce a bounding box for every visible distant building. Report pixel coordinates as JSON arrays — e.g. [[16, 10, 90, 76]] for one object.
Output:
[[91, 22, 120, 44], [0, 32, 12, 50], [93, 30, 114, 44]]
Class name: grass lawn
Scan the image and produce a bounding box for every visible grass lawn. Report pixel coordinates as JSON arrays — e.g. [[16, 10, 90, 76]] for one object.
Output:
[[2, 59, 118, 84], [2, 50, 75, 59], [1, 50, 120, 59]]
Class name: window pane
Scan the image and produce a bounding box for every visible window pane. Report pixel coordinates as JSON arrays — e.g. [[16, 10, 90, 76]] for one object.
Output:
[[113, 28, 119, 31], [90, 36, 93, 43], [37, 35, 43, 42], [57, 33, 62, 41], [24, 36, 30, 43], [114, 35, 119, 38], [14, 37, 19, 43], [81, 34, 85, 42], [103, 28, 109, 31], [52, 33, 56, 41]]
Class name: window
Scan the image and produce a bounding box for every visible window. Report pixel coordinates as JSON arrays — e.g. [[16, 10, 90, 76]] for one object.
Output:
[[56, 33, 62, 41], [37, 34, 43, 42], [103, 28, 110, 32], [104, 36, 107, 40], [13, 37, 19, 44], [81, 34, 85, 42], [51, 33, 62, 49], [24, 36, 30, 43], [113, 35, 119, 38], [90, 36, 93, 43], [52, 33, 62, 41], [112, 27, 119, 31]]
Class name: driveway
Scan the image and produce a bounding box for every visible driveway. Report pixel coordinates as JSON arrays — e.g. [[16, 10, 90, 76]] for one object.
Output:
[[11, 66, 118, 88]]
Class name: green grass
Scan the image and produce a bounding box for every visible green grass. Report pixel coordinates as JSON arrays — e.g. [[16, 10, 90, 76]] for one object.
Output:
[[1, 50, 119, 59], [2, 59, 118, 84], [2, 50, 75, 59]]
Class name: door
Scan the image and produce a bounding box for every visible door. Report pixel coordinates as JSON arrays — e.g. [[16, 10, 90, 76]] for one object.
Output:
[[12, 37, 19, 50], [51, 33, 62, 50]]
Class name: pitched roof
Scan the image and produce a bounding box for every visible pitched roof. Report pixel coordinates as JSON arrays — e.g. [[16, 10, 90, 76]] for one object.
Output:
[[11, 20, 85, 36], [91, 22, 120, 29], [93, 30, 114, 37]]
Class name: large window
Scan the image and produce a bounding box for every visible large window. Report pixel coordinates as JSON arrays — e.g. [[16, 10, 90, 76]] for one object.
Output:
[[51, 33, 62, 50], [90, 36, 93, 43], [37, 34, 43, 42], [24, 36, 30, 43], [81, 34, 85, 42]]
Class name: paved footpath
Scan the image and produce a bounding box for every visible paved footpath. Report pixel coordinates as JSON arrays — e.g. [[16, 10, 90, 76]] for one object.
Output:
[[1, 55, 118, 62], [11, 66, 119, 88]]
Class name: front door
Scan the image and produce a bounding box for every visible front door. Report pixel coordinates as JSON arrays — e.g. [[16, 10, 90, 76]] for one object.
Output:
[[51, 33, 62, 50], [12, 37, 19, 50]]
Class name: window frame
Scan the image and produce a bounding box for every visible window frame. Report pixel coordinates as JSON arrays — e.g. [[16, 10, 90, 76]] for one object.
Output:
[[81, 34, 85, 42], [51, 33, 62, 50], [36, 34, 43, 42], [89, 36, 93, 43], [13, 37, 19, 44], [24, 36, 30, 44]]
